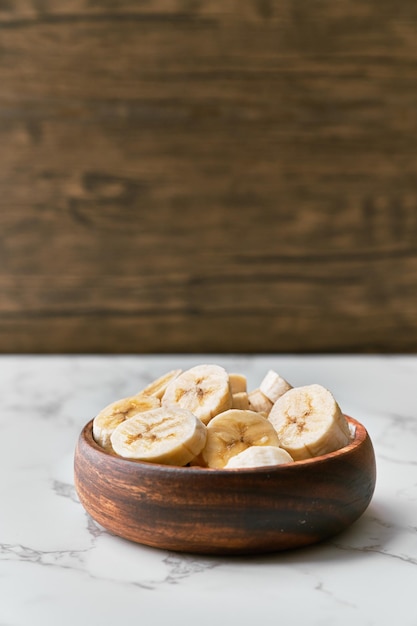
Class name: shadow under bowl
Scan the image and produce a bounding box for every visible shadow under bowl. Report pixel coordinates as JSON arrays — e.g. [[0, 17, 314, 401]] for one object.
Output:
[[74, 416, 376, 555]]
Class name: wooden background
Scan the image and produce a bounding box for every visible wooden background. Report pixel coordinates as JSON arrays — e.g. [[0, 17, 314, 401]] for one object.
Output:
[[1, 0, 417, 353]]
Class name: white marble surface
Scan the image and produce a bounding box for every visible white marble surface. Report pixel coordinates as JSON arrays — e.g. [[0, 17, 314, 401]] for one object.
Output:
[[1, 354, 416, 625]]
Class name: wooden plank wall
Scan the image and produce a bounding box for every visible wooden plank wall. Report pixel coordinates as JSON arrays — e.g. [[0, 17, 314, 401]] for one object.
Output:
[[1, 0, 417, 353]]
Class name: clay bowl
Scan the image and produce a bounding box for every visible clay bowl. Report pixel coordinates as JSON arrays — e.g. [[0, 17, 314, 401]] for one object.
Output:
[[74, 416, 376, 555]]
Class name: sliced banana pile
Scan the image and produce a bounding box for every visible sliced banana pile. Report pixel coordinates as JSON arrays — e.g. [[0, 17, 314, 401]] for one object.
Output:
[[92, 364, 353, 469]]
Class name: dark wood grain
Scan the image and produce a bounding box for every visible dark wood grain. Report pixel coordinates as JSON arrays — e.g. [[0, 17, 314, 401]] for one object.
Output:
[[2, 0, 417, 352], [74, 416, 376, 554]]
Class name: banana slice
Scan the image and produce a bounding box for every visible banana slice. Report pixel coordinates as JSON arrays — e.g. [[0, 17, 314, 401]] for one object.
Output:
[[137, 369, 182, 399], [201, 409, 281, 469], [268, 384, 351, 461], [110, 407, 207, 466], [231, 391, 249, 410], [224, 445, 293, 469], [228, 373, 247, 394], [162, 364, 232, 425], [259, 370, 292, 403], [93, 394, 161, 450], [248, 389, 273, 416]]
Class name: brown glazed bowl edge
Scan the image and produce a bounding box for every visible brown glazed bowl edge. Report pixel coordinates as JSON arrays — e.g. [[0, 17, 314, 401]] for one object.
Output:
[[74, 416, 376, 555]]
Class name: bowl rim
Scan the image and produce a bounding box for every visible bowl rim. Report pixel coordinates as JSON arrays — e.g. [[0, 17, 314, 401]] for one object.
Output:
[[79, 414, 368, 475]]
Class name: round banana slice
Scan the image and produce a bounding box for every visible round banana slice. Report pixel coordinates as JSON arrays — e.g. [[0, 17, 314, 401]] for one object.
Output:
[[231, 391, 250, 410], [268, 384, 351, 461], [201, 409, 281, 469], [248, 388, 273, 416], [137, 369, 182, 400], [161, 364, 232, 425], [225, 445, 293, 469], [93, 394, 160, 450], [110, 407, 207, 466], [228, 373, 247, 394], [259, 369, 292, 403]]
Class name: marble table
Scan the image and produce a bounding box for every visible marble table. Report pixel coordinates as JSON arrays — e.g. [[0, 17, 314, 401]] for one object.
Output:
[[1, 354, 416, 625]]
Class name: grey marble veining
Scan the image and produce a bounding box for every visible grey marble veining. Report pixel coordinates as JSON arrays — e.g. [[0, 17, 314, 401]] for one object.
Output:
[[0, 355, 416, 625]]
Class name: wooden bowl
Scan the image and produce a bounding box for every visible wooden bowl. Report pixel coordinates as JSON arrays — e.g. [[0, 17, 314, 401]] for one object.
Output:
[[74, 416, 376, 555]]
